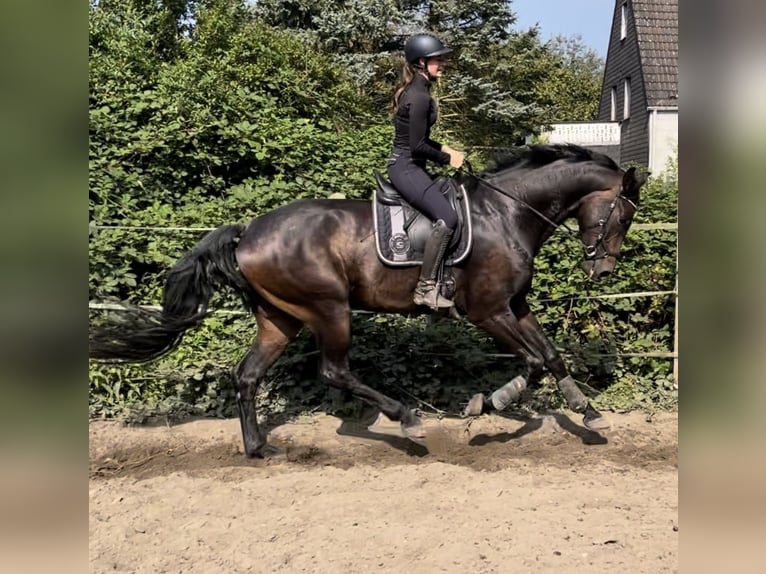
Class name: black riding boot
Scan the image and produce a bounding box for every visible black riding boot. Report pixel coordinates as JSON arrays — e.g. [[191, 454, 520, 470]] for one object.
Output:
[[414, 219, 454, 309]]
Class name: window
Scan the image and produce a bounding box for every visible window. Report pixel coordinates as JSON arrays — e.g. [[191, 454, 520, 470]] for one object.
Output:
[[623, 78, 631, 119], [610, 87, 617, 121], [620, 2, 628, 40]]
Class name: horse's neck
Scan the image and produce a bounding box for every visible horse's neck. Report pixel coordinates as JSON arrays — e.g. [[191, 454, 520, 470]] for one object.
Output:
[[479, 170, 595, 254]]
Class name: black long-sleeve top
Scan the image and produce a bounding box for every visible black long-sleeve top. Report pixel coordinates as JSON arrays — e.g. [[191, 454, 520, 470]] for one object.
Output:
[[392, 74, 451, 166]]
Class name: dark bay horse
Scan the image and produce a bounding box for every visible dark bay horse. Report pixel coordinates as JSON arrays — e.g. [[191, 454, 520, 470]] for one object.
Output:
[[90, 144, 647, 457]]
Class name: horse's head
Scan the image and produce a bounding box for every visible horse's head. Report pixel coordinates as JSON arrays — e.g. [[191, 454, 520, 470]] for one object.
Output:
[[576, 166, 648, 281]]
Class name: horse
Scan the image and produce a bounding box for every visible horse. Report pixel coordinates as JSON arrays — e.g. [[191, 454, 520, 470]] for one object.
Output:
[[90, 144, 647, 458]]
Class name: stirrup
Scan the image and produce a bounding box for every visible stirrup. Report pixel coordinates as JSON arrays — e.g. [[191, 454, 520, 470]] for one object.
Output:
[[414, 280, 454, 309]]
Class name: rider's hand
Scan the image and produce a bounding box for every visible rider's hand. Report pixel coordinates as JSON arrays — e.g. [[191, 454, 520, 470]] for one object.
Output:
[[448, 150, 465, 169]]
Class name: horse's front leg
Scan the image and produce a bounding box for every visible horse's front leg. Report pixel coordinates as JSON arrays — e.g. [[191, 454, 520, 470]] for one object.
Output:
[[466, 303, 607, 431], [465, 307, 543, 415], [511, 299, 609, 431]]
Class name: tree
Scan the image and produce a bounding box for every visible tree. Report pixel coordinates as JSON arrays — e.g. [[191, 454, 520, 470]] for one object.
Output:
[[251, 1, 604, 149], [541, 34, 604, 121], [253, 1, 524, 146]]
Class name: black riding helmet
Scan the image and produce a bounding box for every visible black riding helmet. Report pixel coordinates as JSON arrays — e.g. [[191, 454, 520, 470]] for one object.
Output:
[[404, 33, 452, 68]]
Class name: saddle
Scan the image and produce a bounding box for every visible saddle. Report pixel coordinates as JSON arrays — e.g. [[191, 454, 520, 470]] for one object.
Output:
[[371, 169, 474, 267]]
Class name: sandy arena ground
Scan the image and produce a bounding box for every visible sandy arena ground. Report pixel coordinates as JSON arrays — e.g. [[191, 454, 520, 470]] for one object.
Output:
[[89, 410, 678, 573]]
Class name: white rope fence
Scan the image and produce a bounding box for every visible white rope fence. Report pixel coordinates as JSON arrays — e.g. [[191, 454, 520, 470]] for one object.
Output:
[[89, 290, 678, 360], [89, 288, 677, 313], [89, 222, 678, 232], [89, 221, 678, 366]]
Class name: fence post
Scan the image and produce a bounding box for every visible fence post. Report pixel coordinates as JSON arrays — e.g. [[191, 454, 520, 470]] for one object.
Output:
[[673, 243, 679, 387]]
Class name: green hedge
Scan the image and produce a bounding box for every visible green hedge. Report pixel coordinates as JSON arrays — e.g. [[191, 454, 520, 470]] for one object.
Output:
[[89, 5, 677, 421], [89, 165, 677, 422]]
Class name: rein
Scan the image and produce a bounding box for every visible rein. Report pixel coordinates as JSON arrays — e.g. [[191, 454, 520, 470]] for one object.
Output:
[[459, 160, 638, 258], [460, 162, 577, 237]]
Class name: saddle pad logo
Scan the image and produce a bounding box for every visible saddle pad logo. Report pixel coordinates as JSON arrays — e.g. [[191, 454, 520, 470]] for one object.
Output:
[[389, 233, 410, 255]]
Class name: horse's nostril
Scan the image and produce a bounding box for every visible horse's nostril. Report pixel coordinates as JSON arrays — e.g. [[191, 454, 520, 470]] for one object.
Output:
[[597, 269, 612, 280]]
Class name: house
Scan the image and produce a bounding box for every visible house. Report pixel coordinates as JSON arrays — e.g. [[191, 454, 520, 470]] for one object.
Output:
[[538, 121, 622, 164], [598, 0, 678, 174]]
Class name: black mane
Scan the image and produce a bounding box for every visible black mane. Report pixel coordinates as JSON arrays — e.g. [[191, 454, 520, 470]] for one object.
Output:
[[482, 144, 620, 175]]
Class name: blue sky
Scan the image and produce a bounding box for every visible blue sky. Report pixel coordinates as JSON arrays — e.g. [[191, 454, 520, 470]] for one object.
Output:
[[511, 0, 616, 57]]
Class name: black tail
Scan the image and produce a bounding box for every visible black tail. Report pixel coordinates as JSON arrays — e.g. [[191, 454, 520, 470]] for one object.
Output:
[[89, 224, 257, 362]]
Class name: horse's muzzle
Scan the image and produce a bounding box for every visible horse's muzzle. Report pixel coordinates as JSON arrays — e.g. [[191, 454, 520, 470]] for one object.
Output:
[[582, 257, 617, 282]]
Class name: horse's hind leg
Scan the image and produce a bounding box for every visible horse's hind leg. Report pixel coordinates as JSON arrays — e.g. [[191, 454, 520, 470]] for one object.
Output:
[[235, 304, 303, 458], [308, 308, 424, 441]]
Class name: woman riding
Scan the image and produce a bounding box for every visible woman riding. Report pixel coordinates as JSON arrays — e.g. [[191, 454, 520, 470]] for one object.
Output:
[[388, 32, 465, 310]]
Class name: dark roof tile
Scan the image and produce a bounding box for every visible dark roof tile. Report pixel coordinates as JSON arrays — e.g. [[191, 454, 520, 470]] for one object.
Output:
[[633, 0, 679, 106]]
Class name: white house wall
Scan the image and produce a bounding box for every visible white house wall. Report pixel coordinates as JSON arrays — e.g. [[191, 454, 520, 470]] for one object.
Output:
[[649, 109, 678, 174]]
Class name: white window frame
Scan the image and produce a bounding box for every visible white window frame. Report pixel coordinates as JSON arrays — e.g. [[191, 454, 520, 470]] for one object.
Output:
[[620, 2, 628, 40], [623, 78, 631, 119], [610, 87, 617, 121]]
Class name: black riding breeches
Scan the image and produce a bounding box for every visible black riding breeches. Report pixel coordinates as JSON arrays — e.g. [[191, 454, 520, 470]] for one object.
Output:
[[387, 153, 458, 230]]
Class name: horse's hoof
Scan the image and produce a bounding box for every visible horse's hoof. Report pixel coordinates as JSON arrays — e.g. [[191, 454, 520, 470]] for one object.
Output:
[[402, 429, 427, 447], [463, 393, 486, 417], [402, 430, 428, 448], [583, 414, 611, 431], [401, 412, 427, 445], [246, 444, 284, 459], [401, 421, 426, 438]]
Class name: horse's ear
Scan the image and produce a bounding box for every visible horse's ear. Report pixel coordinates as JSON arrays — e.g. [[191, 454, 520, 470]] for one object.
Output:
[[622, 167, 636, 191], [636, 171, 649, 187], [622, 167, 649, 200]]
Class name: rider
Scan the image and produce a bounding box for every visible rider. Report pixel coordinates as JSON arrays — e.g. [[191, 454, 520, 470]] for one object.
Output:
[[388, 32, 465, 310]]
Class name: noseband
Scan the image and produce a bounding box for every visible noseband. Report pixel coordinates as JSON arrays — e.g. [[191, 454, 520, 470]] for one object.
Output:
[[583, 193, 638, 261]]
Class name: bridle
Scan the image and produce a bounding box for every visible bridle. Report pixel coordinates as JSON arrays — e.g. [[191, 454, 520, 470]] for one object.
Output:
[[460, 161, 638, 259], [582, 193, 638, 261]]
